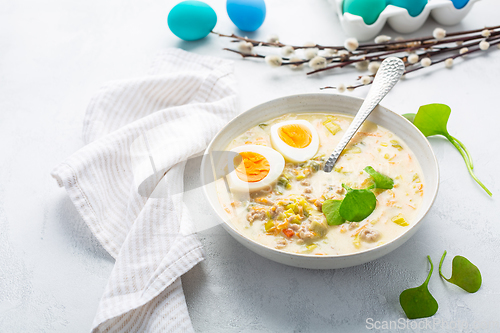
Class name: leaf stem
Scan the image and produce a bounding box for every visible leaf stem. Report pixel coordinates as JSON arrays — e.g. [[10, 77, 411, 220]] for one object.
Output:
[[439, 251, 448, 280], [424, 255, 434, 287], [445, 135, 492, 196], [342, 183, 352, 191], [450, 136, 473, 169]]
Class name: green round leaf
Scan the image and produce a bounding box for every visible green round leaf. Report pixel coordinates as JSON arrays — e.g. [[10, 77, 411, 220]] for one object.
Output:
[[402, 113, 416, 123], [448, 256, 482, 293], [339, 189, 376, 222], [400, 286, 439, 319], [400, 256, 439, 319], [410, 103, 491, 196], [439, 251, 482, 293], [364, 166, 394, 189], [413, 103, 451, 137], [322, 200, 345, 226]]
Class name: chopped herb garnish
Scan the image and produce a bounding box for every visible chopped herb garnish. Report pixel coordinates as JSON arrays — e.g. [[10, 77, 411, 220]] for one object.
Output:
[[323, 120, 341, 135], [307, 160, 321, 172], [399, 256, 439, 319], [391, 214, 409, 226], [322, 200, 345, 225], [364, 166, 394, 189], [403, 104, 492, 196], [258, 123, 268, 129], [439, 251, 482, 293], [277, 176, 291, 189]]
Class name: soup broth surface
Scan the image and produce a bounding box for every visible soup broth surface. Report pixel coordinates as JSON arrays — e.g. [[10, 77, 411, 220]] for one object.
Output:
[[217, 113, 424, 255]]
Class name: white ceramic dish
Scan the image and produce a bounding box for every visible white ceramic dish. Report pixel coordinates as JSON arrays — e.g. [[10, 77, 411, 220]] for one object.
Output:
[[331, 0, 480, 41], [201, 93, 439, 269]]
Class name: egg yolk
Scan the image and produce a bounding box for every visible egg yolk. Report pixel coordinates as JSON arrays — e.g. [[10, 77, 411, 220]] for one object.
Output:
[[278, 124, 312, 148], [234, 152, 270, 182]]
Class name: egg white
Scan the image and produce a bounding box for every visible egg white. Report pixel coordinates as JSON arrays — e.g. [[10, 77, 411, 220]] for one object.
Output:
[[270, 120, 319, 163], [226, 145, 285, 193]]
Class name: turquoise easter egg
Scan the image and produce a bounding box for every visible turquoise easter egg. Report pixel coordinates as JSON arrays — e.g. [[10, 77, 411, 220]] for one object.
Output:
[[168, 1, 217, 41], [451, 0, 469, 9], [227, 0, 266, 32], [388, 0, 428, 17], [343, 0, 387, 25]]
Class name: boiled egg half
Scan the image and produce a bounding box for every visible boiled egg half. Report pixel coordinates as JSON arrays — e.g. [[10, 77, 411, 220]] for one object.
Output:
[[227, 145, 285, 192], [270, 120, 319, 162]]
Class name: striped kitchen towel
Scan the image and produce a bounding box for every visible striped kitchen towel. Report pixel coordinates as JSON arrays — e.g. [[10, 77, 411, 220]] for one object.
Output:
[[51, 49, 238, 332]]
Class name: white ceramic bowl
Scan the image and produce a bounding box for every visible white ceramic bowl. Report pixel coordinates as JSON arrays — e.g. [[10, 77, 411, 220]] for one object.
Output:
[[201, 93, 439, 269]]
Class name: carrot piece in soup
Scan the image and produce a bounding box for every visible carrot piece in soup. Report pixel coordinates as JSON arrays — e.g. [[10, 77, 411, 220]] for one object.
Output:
[[283, 228, 294, 238]]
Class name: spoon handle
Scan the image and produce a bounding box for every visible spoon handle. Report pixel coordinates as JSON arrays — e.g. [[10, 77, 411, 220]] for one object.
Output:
[[323, 57, 405, 173]]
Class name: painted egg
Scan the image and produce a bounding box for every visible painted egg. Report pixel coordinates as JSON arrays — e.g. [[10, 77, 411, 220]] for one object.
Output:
[[227, 145, 285, 192], [270, 120, 320, 163], [226, 0, 266, 32], [388, 0, 427, 17], [168, 1, 217, 41], [343, 0, 387, 25], [451, 0, 469, 9]]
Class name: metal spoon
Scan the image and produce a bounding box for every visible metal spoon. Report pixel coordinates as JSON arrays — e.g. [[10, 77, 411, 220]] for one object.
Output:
[[323, 57, 405, 173]]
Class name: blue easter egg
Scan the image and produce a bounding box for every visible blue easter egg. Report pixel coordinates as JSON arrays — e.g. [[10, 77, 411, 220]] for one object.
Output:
[[168, 1, 217, 41], [227, 0, 266, 32], [451, 0, 469, 9], [343, 0, 387, 25], [388, 0, 428, 17]]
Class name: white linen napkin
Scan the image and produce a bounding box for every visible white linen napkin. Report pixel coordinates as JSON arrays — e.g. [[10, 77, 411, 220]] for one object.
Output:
[[51, 48, 238, 332]]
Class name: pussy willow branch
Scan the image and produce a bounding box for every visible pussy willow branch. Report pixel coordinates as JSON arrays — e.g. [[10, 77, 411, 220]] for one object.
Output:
[[213, 25, 500, 53], [215, 24, 500, 91], [321, 36, 500, 91], [357, 24, 500, 49], [350, 28, 500, 57], [310, 33, 500, 76], [405, 37, 500, 76], [222, 48, 345, 66], [222, 48, 266, 59], [228, 26, 500, 75], [307, 30, 500, 75], [306, 45, 430, 75], [220, 27, 500, 75], [418, 34, 500, 60], [212, 31, 341, 50]]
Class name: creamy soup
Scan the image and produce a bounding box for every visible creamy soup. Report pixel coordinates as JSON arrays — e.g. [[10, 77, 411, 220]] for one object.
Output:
[[217, 113, 424, 255]]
